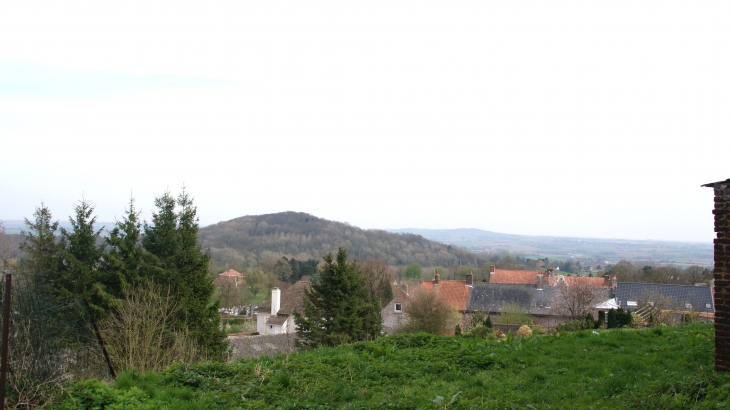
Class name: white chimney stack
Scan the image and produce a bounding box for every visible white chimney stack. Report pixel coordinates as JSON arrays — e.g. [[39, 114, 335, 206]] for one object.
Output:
[[271, 288, 281, 316]]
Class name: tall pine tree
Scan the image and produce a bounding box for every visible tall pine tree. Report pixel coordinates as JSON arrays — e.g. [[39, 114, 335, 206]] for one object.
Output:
[[19, 203, 62, 280], [57, 199, 114, 314], [143, 189, 225, 359], [104, 197, 149, 297], [294, 247, 381, 348]]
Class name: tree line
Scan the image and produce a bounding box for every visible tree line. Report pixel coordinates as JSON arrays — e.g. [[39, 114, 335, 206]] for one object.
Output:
[[15, 190, 225, 359]]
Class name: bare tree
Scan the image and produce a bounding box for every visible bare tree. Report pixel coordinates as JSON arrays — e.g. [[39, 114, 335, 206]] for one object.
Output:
[[400, 288, 459, 335], [359, 259, 393, 308], [553, 278, 606, 322], [244, 267, 264, 301]]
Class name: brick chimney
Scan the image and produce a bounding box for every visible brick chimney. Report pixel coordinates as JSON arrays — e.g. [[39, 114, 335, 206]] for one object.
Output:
[[611, 275, 617, 290], [703, 178, 730, 373], [536, 273, 543, 290], [434, 269, 440, 285], [490, 265, 495, 274], [603, 274, 610, 288], [466, 270, 473, 286]]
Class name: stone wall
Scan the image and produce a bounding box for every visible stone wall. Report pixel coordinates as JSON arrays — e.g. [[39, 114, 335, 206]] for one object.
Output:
[[704, 179, 730, 373], [227, 333, 299, 361]]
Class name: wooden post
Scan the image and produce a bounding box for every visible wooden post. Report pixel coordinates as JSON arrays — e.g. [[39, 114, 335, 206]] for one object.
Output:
[[0, 274, 12, 409]]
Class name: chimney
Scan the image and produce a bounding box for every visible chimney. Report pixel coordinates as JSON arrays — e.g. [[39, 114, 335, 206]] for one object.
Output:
[[611, 275, 617, 290], [603, 274, 610, 288], [537, 273, 543, 290], [466, 270, 473, 286], [434, 269, 440, 285], [271, 287, 281, 316], [490, 265, 495, 274]]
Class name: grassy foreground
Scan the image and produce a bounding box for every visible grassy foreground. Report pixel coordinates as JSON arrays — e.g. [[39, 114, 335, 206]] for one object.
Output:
[[55, 324, 730, 409]]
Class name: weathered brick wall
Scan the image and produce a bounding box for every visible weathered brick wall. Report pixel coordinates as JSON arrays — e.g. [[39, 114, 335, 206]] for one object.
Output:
[[706, 179, 730, 373]]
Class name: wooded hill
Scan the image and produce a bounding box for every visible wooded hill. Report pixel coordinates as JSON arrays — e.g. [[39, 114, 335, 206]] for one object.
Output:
[[198, 212, 473, 269]]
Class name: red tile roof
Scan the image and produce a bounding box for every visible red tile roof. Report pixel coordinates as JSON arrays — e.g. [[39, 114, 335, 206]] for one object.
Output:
[[560, 276, 606, 288], [489, 269, 541, 285], [420, 280, 469, 311], [219, 269, 243, 277]]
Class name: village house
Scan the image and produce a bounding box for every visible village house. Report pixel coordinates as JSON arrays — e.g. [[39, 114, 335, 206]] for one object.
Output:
[[218, 268, 243, 287], [256, 279, 311, 335], [488, 266, 614, 288], [614, 282, 715, 323], [381, 271, 471, 334]]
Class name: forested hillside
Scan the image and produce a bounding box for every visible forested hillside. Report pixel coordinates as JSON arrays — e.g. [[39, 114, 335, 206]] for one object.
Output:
[[198, 212, 473, 269]]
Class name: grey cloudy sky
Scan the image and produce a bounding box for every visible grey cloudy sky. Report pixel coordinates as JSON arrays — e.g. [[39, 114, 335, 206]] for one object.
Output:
[[1, 1, 728, 242]]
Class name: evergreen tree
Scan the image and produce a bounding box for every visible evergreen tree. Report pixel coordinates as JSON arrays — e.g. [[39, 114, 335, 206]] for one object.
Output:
[[485, 315, 493, 329], [143, 189, 225, 359], [104, 197, 150, 297], [19, 203, 62, 280], [607, 308, 618, 329], [57, 199, 113, 314], [597, 310, 606, 328], [294, 247, 381, 348]]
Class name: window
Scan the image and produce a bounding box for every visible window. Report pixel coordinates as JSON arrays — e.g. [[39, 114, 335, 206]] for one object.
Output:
[[706, 303, 712, 309], [627, 301, 638, 307], [395, 303, 402, 313], [685, 303, 692, 309]]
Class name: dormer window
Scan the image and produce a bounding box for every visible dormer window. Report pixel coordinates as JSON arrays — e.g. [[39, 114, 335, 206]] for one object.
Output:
[[627, 301, 638, 307], [395, 303, 402, 313], [685, 303, 692, 309]]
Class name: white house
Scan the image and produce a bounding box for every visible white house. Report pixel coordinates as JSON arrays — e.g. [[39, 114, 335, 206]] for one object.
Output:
[[256, 279, 311, 335]]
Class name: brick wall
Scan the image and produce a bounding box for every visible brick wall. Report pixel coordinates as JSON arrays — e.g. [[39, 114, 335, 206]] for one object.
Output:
[[704, 179, 730, 373]]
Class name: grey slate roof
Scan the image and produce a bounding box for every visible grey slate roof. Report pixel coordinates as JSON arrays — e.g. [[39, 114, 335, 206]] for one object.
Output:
[[468, 283, 558, 315], [615, 283, 714, 312]]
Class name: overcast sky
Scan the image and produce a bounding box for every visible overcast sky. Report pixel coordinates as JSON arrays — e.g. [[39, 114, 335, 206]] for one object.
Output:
[[1, 1, 728, 243]]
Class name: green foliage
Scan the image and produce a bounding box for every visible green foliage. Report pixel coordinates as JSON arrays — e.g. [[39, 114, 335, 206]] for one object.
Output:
[[403, 262, 422, 279], [143, 189, 226, 360], [54, 324, 729, 409], [56, 379, 162, 410], [485, 315, 493, 329], [294, 247, 381, 347], [497, 302, 533, 325]]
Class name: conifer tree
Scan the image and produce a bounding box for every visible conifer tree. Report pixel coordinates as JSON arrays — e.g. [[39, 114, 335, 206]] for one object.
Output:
[[104, 197, 149, 297], [57, 199, 113, 314], [20, 203, 62, 279], [143, 189, 225, 359], [294, 247, 381, 348]]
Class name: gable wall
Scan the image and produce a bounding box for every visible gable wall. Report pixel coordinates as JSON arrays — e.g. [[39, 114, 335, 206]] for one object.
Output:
[[707, 179, 730, 372]]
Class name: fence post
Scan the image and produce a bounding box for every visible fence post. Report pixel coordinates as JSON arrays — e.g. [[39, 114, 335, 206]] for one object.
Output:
[[0, 274, 12, 410]]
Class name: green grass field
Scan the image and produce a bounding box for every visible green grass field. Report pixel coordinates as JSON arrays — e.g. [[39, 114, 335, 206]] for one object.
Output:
[[55, 324, 730, 409]]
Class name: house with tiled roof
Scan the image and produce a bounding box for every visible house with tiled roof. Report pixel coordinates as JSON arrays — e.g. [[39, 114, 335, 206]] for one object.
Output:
[[488, 266, 615, 289], [615, 282, 714, 322], [381, 271, 472, 334], [467, 282, 612, 328], [256, 279, 311, 335], [218, 269, 243, 287]]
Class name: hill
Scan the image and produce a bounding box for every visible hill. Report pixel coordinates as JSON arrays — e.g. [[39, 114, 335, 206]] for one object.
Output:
[[389, 227, 714, 267], [199, 212, 473, 269]]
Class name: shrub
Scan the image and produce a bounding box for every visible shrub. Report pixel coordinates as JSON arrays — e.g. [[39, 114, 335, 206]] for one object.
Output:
[[516, 325, 532, 338], [399, 288, 459, 335], [464, 325, 496, 340], [485, 316, 493, 329], [99, 282, 203, 373]]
